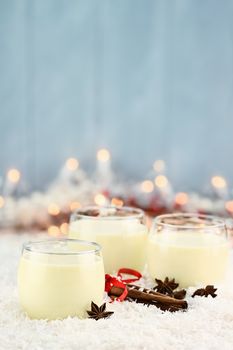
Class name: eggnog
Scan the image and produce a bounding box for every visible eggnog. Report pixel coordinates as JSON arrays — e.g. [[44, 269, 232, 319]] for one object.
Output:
[[18, 239, 104, 320], [147, 223, 230, 288], [69, 207, 148, 273]]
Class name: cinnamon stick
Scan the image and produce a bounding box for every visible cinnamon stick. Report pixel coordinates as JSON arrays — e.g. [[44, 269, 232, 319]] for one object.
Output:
[[109, 284, 188, 310]]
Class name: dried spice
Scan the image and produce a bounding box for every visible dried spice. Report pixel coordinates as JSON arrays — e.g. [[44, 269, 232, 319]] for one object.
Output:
[[154, 278, 176, 295], [103, 273, 218, 317], [153, 277, 186, 300], [154, 277, 179, 295], [192, 285, 217, 298], [173, 289, 187, 300], [108, 283, 188, 312], [155, 302, 184, 313], [87, 302, 114, 320]]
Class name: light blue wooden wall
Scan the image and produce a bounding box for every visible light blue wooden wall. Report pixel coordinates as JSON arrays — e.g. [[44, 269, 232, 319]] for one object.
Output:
[[1, 0, 233, 191]]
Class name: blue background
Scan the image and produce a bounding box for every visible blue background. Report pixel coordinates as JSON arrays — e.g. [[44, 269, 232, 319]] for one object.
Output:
[[0, 0, 233, 191]]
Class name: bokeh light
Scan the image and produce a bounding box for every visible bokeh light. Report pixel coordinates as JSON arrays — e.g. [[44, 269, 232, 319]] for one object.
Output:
[[211, 176, 227, 189], [153, 160, 165, 172], [97, 149, 110, 162], [48, 203, 60, 216], [94, 193, 107, 206], [225, 200, 233, 213], [7, 168, 21, 183], [66, 158, 79, 171], [60, 222, 69, 235], [175, 192, 189, 206], [141, 180, 154, 193], [48, 225, 60, 236], [154, 175, 168, 188], [111, 197, 124, 207], [69, 201, 81, 211]]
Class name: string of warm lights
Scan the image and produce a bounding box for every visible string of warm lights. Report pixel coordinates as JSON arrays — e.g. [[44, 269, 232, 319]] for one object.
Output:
[[0, 149, 232, 236]]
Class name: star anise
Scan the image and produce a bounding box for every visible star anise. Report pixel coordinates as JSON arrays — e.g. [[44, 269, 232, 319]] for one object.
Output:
[[87, 302, 114, 320], [153, 277, 186, 300], [192, 285, 217, 298], [154, 277, 179, 296]]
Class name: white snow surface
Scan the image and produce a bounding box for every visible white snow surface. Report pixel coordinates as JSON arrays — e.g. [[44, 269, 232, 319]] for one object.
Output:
[[0, 232, 233, 350]]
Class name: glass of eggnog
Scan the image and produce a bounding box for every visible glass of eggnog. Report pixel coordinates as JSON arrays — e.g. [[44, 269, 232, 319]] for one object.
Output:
[[18, 239, 104, 320], [147, 213, 230, 288], [69, 206, 148, 273]]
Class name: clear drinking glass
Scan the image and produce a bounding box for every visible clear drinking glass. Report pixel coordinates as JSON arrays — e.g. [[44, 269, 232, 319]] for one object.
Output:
[[18, 239, 104, 320], [147, 213, 230, 287], [69, 206, 148, 273]]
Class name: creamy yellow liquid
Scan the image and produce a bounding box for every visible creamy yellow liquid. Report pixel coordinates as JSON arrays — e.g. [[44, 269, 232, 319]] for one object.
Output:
[[147, 232, 230, 287], [69, 220, 147, 273], [18, 253, 104, 320]]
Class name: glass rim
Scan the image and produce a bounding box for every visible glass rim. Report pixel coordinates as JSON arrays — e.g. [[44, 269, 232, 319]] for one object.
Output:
[[22, 238, 102, 255], [70, 205, 144, 222], [153, 213, 226, 230]]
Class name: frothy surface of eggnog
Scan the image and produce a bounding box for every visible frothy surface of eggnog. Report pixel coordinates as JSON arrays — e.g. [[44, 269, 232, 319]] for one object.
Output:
[[147, 232, 229, 287]]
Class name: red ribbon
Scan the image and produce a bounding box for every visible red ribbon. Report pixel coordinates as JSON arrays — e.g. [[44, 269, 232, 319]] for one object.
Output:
[[117, 268, 142, 283], [105, 268, 142, 302]]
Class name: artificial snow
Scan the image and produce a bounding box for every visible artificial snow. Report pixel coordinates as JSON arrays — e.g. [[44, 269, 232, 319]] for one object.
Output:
[[0, 233, 233, 350]]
